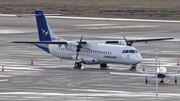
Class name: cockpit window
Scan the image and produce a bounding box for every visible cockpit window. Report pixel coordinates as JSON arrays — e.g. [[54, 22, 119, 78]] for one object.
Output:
[[129, 50, 135, 53], [122, 50, 138, 53], [135, 50, 138, 53], [125, 50, 128, 53]]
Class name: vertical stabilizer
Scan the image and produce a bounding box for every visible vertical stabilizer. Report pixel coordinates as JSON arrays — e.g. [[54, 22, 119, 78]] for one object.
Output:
[[35, 10, 66, 41]]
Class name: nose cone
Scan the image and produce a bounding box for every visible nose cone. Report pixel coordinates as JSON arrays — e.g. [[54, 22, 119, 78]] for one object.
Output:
[[133, 54, 142, 64]]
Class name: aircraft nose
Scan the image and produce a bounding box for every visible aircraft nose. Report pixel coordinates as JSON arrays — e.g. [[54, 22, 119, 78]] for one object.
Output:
[[133, 54, 142, 64]]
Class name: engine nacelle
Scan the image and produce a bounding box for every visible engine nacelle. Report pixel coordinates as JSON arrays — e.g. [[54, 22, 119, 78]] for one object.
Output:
[[118, 40, 127, 46], [82, 57, 98, 64]]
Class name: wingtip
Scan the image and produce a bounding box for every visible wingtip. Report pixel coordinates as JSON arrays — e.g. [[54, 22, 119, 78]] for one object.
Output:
[[7, 41, 13, 43]]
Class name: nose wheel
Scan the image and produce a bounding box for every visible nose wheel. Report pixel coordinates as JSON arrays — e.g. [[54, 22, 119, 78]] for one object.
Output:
[[129, 64, 137, 71]]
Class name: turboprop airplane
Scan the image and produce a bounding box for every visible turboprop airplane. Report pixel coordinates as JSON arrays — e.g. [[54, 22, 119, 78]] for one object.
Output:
[[8, 10, 174, 70], [110, 46, 180, 84]]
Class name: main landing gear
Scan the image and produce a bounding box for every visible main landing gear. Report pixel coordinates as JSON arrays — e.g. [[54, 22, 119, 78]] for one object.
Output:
[[175, 76, 177, 84], [129, 64, 137, 71], [73, 62, 82, 69], [100, 63, 108, 69], [145, 77, 148, 84]]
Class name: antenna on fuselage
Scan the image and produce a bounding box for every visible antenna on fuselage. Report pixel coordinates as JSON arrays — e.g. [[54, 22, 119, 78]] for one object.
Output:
[[155, 45, 158, 101]]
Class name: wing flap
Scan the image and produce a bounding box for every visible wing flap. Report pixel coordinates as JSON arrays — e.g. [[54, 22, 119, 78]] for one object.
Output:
[[110, 72, 155, 77]]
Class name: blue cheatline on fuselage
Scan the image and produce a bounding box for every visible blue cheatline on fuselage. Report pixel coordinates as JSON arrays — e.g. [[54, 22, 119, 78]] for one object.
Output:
[[34, 44, 50, 54], [35, 10, 51, 41]]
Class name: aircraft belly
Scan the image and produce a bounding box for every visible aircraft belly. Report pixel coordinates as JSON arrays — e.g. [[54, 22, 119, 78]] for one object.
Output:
[[56, 50, 74, 59], [49, 45, 73, 59], [49, 44, 56, 56]]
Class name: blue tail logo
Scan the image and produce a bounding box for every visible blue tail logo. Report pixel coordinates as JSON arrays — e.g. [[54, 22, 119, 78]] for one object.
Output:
[[35, 10, 51, 41]]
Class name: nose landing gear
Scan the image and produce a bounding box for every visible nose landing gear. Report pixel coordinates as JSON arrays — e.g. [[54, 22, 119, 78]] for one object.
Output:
[[129, 64, 137, 71]]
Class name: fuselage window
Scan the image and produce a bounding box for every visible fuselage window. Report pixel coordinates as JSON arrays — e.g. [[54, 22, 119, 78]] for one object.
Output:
[[135, 50, 138, 53]]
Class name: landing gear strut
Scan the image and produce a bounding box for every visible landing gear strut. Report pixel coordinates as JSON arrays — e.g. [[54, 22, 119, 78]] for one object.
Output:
[[175, 76, 177, 84], [73, 62, 82, 69], [129, 64, 137, 71], [145, 77, 148, 84]]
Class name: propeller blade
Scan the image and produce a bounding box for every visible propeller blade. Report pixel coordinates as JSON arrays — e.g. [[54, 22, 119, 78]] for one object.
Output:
[[76, 51, 80, 60], [123, 35, 127, 43], [123, 35, 131, 46], [75, 34, 84, 60], [80, 35, 83, 43]]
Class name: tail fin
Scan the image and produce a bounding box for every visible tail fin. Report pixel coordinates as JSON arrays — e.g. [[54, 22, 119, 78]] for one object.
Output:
[[35, 10, 66, 41]]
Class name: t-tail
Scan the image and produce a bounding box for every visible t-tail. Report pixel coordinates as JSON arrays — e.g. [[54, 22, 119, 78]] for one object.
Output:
[[35, 9, 66, 41]]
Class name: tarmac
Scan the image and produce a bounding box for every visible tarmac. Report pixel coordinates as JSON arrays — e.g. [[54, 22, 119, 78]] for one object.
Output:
[[0, 16, 180, 101]]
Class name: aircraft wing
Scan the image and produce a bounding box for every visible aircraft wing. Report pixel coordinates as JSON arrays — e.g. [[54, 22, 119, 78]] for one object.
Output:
[[8, 41, 87, 44], [9, 37, 173, 45], [110, 72, 155, 77], [105, 38, 174, 44], [166, 73, 180, 77]]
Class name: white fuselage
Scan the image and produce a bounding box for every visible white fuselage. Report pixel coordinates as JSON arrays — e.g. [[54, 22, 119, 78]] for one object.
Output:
[[48, 43, 142, 65]]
